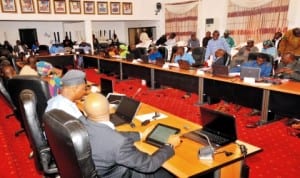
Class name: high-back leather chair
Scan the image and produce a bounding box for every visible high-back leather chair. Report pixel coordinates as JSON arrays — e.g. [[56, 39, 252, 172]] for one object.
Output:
[[158, 46, 168, 62], [19, 89, 57, 176], [7, 75, 51, 136], [43, 109, 99, 178], [192, 47, 206, 66], [0, 77, 16, 118]]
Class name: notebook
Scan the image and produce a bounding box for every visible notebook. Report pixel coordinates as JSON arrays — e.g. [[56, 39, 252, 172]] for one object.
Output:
[[212, 64, 235, 78], [145, 123, 180, 147], [110, 96, 140, 126], [178, 60, 196, 70], [100, 78, 113, 97], [240, 67, 261, 81], [183, 106, 237, 148]]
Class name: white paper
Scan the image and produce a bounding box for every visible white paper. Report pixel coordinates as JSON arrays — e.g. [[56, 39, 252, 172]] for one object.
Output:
[[135, 112, 167, 122]]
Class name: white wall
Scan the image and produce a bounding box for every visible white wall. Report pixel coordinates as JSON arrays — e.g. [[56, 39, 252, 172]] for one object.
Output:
[[0, 0, 299, 47]]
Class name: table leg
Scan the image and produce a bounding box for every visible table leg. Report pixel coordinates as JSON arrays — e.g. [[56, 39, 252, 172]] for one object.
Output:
[[195, 77, 204, 105], [120, 62, 123, 80], [150, 68, 155, 89], [259, 89, 270, 125]]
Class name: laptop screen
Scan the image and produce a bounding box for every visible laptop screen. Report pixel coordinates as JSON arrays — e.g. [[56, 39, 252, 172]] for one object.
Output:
[[146, 123, 180, 147], [240, 67, 261, 80], [115, 96, 140, 121], [200, 107, 237, 140], [100, 78, 113, 97]]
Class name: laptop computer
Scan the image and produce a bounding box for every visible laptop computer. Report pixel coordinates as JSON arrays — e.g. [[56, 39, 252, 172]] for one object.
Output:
[[100, 78, 113, 97], [240, 67, 261, 81], [110, 96, 140, 126], [145, 123, 180, 147], [141, 54, 149, 64], [154, 58, 165, 67], [178, 60, 196, 70], [212, 64, 235, 78], [183, 106, 237, 148]]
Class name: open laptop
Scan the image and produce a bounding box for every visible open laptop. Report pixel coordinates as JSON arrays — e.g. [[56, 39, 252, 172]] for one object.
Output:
[[125, 53, 135, 61], [240, 67, 261, 81], [212, 64, 235, 78], [100, 78, 113, 97], [110, 96, 140, 126], [178, 60, 196, 70], [154, 58, 165, 67], [145, 123, 180, 147], [183, 106, 237, 148]]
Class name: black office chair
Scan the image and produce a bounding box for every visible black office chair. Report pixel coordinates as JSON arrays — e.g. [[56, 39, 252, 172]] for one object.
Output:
[[43, 109, 99, 178], [7, 75, 51, 136], [192, 47, 206, 67], [0, 77, 16, 119], [38, 45, 50, 56], [224, 53, 231, 66], [136, 47, 147, 56], [19, 89, 58, 176], [158, 46, 168, 62]]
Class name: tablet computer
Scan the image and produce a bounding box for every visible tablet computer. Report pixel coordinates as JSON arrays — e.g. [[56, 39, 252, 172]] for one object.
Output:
[[145, 123, 180, 147]]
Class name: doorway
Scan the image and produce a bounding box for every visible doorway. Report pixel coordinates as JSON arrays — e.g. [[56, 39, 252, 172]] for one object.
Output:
[[19, 28, 38, 49]]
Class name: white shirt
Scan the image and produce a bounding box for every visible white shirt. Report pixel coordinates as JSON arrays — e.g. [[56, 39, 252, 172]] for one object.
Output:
[[45, 95, 83, 119]]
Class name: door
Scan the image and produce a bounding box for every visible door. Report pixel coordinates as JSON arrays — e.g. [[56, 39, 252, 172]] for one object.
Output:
[[19, 28, 38, 49]]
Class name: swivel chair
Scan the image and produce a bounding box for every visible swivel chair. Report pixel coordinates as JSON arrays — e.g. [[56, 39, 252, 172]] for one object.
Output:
[[191, 47, 206, 67], [43, 109, 99, 178], [0, 77, 16, 119], [7, 75, 51, 136], [19, 89, 58, 176]]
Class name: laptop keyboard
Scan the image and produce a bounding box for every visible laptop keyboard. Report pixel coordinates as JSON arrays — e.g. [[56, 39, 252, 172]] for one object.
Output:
[[184, 130, 229, 147]]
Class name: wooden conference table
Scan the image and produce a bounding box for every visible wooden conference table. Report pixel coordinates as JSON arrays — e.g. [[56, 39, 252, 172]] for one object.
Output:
[[83, 54, 300, 124], [116, 103, 261, 178]]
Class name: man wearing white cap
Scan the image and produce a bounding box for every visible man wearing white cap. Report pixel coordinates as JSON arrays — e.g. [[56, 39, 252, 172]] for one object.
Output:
[[45, 69, 86, 119]]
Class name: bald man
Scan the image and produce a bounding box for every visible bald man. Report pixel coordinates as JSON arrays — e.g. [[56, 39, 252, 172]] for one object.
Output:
[[82, 93, 180, 178]]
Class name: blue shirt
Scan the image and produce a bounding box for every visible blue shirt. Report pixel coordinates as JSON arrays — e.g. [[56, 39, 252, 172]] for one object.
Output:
[[49, 45, 64, 54], [149, 51, 162, 61], [205, 38, 231, 61], [174, 53, 195, 65], [261, 47, 277, 59], [230, 60, 272, 77]]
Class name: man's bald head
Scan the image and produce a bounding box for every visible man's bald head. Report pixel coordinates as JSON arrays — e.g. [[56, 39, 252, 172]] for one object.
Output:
[[84, 93, 110, 122]]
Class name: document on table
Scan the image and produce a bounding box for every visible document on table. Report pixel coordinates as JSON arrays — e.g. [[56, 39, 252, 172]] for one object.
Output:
[[135, 112, 168, 122]]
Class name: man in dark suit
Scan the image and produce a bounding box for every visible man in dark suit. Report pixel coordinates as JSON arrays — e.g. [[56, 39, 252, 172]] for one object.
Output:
[[82, 93, 180, 178]]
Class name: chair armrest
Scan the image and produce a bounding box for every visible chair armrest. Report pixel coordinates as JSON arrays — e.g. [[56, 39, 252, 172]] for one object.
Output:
[[40, 147, 58, 174]]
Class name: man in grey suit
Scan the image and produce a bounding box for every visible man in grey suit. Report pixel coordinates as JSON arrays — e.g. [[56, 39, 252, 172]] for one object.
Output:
[[82, 93, 181, 178]]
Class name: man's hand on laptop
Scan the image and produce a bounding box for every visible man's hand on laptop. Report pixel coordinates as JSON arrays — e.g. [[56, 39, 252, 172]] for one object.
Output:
[[166, 135, 181, 149]]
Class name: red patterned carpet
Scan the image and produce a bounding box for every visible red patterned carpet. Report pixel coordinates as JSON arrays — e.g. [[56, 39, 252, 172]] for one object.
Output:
[[0, 68, 300, 178]]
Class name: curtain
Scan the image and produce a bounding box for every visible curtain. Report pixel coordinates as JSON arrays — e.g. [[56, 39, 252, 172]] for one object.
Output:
[[230, 0, 273, 8], [165, 1, 199, 42], [227, 0, 290, 46]]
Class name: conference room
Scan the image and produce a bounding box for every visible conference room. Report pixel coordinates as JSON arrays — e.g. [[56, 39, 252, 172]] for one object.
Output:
[[0, 0, 300, 178]]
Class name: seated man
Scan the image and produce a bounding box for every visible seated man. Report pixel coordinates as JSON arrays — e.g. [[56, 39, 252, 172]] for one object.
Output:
[[82, 93, 181, 178], [45, 69, 86, 119], [230, 40, 259, 68], [148, 46, 162, 63], [213, 49, 227, 66], [173, 46, 195, 65], [275, 52, 300, 81], [230, 53, 272, 78]]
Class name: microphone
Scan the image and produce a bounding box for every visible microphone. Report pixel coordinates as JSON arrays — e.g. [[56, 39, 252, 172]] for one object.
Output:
[[132, 88, 142, 99], [197, 132, 215, 160]]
